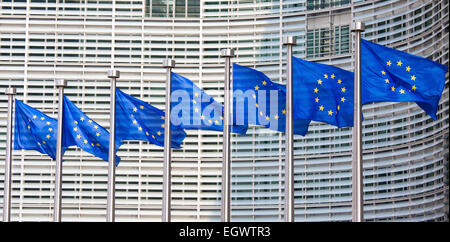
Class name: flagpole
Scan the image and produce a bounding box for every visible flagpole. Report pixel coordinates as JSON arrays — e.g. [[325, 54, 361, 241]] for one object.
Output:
[[162, 59, 175, 222], [220, 48, 234, 222], [106, 69, 120, 222], [54, 79, 67, 222], [282, 36, 296, 222], [351, 21, 365, 222], [3, 87, 16, 222]]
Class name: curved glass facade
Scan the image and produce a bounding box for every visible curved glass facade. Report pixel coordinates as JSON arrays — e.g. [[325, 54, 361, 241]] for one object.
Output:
[[0, 0, 448, 221]]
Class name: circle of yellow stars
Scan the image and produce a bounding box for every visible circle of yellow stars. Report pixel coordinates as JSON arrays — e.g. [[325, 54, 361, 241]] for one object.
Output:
[[253, 79, 284, 122], [192, 91, 223, 126], [131, 105, 164, 140], [314, 73, 345, 117], [383, 59, 417, 94], [28, 114, 56, 147]]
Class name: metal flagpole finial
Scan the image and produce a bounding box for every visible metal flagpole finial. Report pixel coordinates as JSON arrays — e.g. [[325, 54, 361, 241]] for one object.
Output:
[[55, 79, 67, 88], [282, 36, 297, 45], [220, 48, 235, 58], [107, 69, 120, 78], [162, 59, 176, 69], [351, 22, 366, 32], [4, 88, 16, 95]]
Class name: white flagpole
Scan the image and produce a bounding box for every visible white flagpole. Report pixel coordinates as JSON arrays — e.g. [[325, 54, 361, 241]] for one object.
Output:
[[162, 59, 175, 222], [54, 79, 67, 222], [282, 36, 296, 222], [220, 48, 234, 222], [3, 87, 16, 222], [351, 21, 365, 222], [106, 69, 120, 222]]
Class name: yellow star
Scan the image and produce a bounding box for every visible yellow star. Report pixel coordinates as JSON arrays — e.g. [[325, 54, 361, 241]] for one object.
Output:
[[252, 94, 256, 99], [317, 79, 322, 85], [42, 141, 46, 144], [28, 119, 31, 122], [341, 87, 346, 93], [74, 121, 78, 124], [341, 97, 346, 102], [331, 74, 335, 79], [324, 74, 328, 79], [254, 85, 259, 90], [145, 132, 149, 136], [96, 133, 100, 136], [282, 109, 286, 115], [138, 127, 142, 131], [399, 89, 405, 94], [337, 79, 342, 84], [385, 79, 390, 83], [152, 135, 155, 139], [80, 117, 85, 121], [94, 125, 98, 129], [381, 71, 386, 75], [88, 119, 92, 123], [48, 128, 52, 132], [91, 143, 94, 147], [161, 124, 165, 128], [328, 110, 333, 116], [33, 115, 37, 119], [314, 88, 319, 93], [220, 116, 224, 120], [262, 81, 267, 85], [96, 143, 100, 147], [192, 100, 197, 104], [40, 117, 45, 120], [194, 92, 199, 97], [387, 60, 392, 66], [391, 86, 396, 92], [397, 60, 402, 66], [132, 120, 137, 124], [161, 116, 165, 120], [208, 120, 212, 124], [411, 75, 416, 81], [319, 106, 324, 111], [337, 105, 340, 111], [77, 134, 81, 139], [259, 111, 263, 116], [46, 121, 51, 125], [73, 127, 78, 131], [140, 105, 144, 109], [406, 66, 411, 72], [133, 107, 137, 112], [37, 142, 41, 146], [157, 131, 161, 136], [215, 120, 219, 124], [255, 103, 259, 108], [194, 107, 199, 113], [274, 115, 279, 120], [265, 116, 269, 120], [315, 97, 319, 103], [84, 139, 87, 144], [201, 115, 205, 120], [27, 125, 30, 129], [46, 134, 50, 139], [412, 85, 417, 91]]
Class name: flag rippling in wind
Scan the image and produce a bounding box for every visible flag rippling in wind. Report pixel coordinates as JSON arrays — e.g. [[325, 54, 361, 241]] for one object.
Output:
[[171, 72, 248, 135], [115, 88, 187, 148], [361, 39, 448, 120], [232, 63, 310, 135], [62, 96, 121, 165], [292, 57, 354, 128], [14, 99, 61, 160]]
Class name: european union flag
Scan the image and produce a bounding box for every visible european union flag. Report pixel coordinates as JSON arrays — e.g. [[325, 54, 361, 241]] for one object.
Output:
[[232, 63, 311, 135], [115, 88, 187, 148], [292, 57, 354, 128], [62, 96, 121, 165], [171, 72, 248, 135], [14, 99, 62, 160], [361, 39, 448, 120]]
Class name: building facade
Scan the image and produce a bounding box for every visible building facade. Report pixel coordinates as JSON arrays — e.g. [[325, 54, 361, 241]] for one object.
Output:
[[0, 0, 448, 221]]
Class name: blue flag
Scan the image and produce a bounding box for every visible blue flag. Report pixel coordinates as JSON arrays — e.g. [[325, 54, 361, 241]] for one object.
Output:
[[14, 99, 62, 160], [292, 57, 354, 128], [62, 96, 121, 165], [232, 63, 311, 135], [361, 39, 448, 120], [115, 88, 187, 148], [171, 72, 248, 135]]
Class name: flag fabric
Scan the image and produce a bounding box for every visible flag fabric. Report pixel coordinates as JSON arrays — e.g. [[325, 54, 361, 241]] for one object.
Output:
[[115, 88, 187, 149], [170, 72, 248, 135], [361, 39, 448, 120], [62, 96, 121, 165], [232, 63, 311, 135], [292, 56, 354, 128], [13, 99, 62, 160]]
